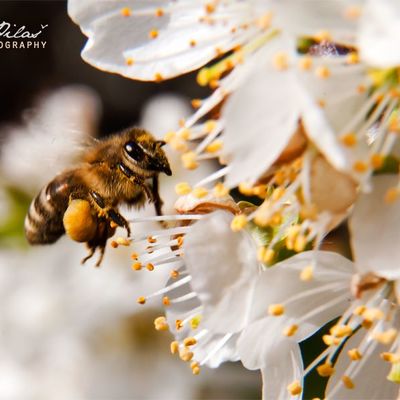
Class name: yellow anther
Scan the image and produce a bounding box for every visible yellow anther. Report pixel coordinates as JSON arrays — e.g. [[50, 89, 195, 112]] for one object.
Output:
[[381, 352, 400, 363], [357, 84, 367, 93], [287, 380, 302, 396], [372, 328, 398, 345], [197, 68, 211, 86], [154, 72, 164, 82], [155, 8, 164, 17], [179, 347, 194, 362], [147, 236, 157, 244], [353, 305, 366, 316], [346, 52, 359, 64], [371, 153, 384, 169], [154, 316, 169, 331], [294, 234, 307, 252], [164, 131, 176, 143], [169, 136, 188, 152], [190, 316, 201, 329], [253, 185, 268, 198], [258, 247, 275, 265], [131, 262, 142, 271], [116, 237, 131, 246], [340, 132, 357, 147], [300, 204, 318, 221], [204, 119, 217, 133], [230, 214, 247, 232], [238, 182, 254, 196], [209, 79, 220, 89], [146, 263, 154, 271], [315, 30, 332, 41], [256, 11, 272, 29], [322, 334, 341, 346], [298, 56, 313, 71], [175, 182, 192, 196], [272, 187, 286, 201], [213, 182, 229, 197], [163, 296, 170, 306], [353, 160, 368, 173], [330, 325, 353, 338], [300, 265, 314, 282], [110, 241, 118, 248], [170, 341, 179, 355], [268, 304, 285, 316], [315, 66, 331, 79], [125, 57, 134, 66], [205, 2, 216, 13], [120, 7, 132, 17], [388, 362, 400, 383], [192, 365, 201, 375], [170, 270, 180, 279], [363, 307, 384, 322], [178, 128, 191, 140], [149, 29, 159, 39], [189, 39, 197, 47], [273, 52, 289, 71], [286, 225, 301, 250], [177, 236, 184, 247], [362, 320, 373, 329], [206, 140, 223, 153], [191, 98, 202, 109], [342, 375, 355, 389], [192, 187, 209, 199], [317, 99, 326, 108], [283, 324, 298, 337], [269, 212, 283, 227], [344, 5, 362, 20], [137, 296, 146, 305], [348, 348, 362, 361], [176, 319, 183, 330], [182, 152, 199, 170], [317, 362, 335, 377], [183, 337, 197, 347], [131, 252, 139, 260], [385, 187, 399, 204]]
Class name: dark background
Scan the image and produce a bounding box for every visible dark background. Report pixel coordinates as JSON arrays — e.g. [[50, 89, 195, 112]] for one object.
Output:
[[0, 0, 209, 134]]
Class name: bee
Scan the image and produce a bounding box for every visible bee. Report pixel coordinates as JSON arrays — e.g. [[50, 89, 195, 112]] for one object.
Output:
[[24, 127, 172, 266]]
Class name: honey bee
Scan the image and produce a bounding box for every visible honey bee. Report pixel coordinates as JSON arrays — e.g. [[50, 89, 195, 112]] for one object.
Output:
[[24, 127, 171, 266]]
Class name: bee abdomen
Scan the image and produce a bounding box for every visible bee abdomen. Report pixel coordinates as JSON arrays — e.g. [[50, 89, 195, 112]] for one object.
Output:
[[25, 181, 67, 245]]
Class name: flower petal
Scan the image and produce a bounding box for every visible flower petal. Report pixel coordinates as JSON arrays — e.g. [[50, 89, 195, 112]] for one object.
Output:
[[350, 175, 400, 280], [183, 211, 260, 333], [358, 0, 400, 68]]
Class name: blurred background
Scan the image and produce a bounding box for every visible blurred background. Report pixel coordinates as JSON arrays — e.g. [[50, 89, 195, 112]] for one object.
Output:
[[0, 1, 261, 399]]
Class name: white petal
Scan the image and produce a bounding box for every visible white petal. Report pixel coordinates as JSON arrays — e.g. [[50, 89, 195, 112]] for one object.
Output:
[[183, 211, 260, 333], [222, 40, 301, 187], [358, 0, 400, 68], [237, 251, 353, 370], [326, 319, 398, 399], [261, 343, 303, 400], [350, 175, 400, 280]]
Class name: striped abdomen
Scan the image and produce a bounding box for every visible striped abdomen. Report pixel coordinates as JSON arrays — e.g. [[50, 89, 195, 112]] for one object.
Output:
[[25, 174, 73, 245]]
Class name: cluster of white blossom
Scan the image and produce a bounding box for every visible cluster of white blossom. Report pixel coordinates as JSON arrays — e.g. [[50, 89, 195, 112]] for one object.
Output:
[[68, 1, 400, 398]]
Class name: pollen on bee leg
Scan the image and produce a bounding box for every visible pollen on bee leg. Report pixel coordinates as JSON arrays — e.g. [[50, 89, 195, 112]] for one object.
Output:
[[268, 304, 285, 316], [317, 362, 335, 377], [283, 324, 298, 337], [342, 375, 355, 389], [385, 187, 399, 203], [230, 214, 247, 232], [300, 265, 314, 282], [287, 380, 302, 396], [182, 152, 199, 170], [192, 187, 208, 199], [132, 262, 142, 271], [154, 316, 169, 331]]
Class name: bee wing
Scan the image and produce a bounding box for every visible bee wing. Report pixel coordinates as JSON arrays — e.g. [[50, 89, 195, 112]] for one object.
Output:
[[0, 85, 101, 194]]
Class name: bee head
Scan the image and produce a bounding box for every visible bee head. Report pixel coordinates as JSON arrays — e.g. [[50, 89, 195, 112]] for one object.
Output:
[[123, 129, 172, 176]]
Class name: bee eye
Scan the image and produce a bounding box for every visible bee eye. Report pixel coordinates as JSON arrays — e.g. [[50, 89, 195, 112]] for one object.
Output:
[[124, 141, 145, 162]]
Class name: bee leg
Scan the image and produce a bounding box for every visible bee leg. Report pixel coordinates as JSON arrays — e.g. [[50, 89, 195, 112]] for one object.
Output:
[[81, 246, 96, 265], [151, 175, 164, 216], [89, 191, 131, 237], [95, 245, 106, 267]]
